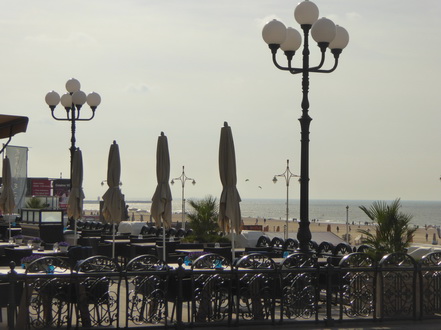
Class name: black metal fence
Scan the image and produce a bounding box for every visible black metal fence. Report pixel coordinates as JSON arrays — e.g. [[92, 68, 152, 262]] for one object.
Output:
[[3, 251, 441, 329]]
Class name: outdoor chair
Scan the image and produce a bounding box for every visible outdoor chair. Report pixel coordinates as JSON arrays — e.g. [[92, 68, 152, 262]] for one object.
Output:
[[270, 237, 284, 250], [24, 256, 74, 329], [317, 241, 335, 258], [337, 252, 376, 318], [140, 225, 150, 235], [283, 238, 299, 251], [256, 235, 271, 247], [148, 226, 158, 235], [175, 228, 186, 238], [67, 245, 94, 268], [419, 252, 441, 318], [166, 227, 177, 238], [378, 253, 417, 320], [73, 255, 122, 328], [333, 242, 353, 257], [191, 253, 232, 323], [203, 247, 232, 263], [234, 253, 277, 321], [357, 244, 371, 253], [308, 240, 319, 253], [280, 253, 319, 320], [76, 220, 85, 230], [125, 255, 168, 326]]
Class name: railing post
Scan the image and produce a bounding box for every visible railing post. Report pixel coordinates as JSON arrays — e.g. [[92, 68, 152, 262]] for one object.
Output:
[[175, 258, 185, 329], [324, 258, 335, 326], [7, 261, 17, 330]]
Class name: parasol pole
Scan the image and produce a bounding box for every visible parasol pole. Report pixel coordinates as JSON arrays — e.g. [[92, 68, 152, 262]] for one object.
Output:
[[74, 221, 77, 246], [112, 221, 116, 259], [163, 224, 166, 261], [231, 219, 235, 261]]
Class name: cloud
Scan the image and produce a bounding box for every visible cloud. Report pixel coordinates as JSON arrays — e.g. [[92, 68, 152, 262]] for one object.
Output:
[[25, 32, 97, 48], [346, 12, 362, 21], [124, 83, 149, 93]]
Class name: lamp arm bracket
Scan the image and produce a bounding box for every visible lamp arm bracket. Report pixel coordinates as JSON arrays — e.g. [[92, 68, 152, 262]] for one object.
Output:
[[75, 111, 96, 121], [311, 57, 339, 73]]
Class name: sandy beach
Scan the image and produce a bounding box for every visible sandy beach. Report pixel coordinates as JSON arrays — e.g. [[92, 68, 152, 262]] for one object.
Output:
[[87, 210, 437, 246]]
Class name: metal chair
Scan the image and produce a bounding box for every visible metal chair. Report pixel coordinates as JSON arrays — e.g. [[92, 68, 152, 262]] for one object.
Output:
[[125, 254, 168, 326], [256, 235, 271, 248], [73, 256, 122, 327], [191, 253, 231, 323], [25, 256, 73, 329], [234, 253, 277, 321], [283, 238, 299, 251], [281, 253, 319, 320]]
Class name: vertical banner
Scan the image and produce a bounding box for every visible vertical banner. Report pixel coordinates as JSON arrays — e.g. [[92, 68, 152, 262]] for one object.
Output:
[[5, 145, 28, 212], [53, 179, 70, 211]]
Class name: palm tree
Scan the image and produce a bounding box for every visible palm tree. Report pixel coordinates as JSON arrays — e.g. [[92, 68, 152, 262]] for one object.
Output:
[[186, 195, 228, 243], [358, 198, 416, 260]]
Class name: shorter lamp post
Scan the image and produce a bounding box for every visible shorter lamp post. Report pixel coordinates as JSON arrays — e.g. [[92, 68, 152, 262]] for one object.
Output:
[[273, 159, 299, 240], [171, 166, 196, 230], [346, 205, 349, 243], [45, 78, 101, 185]]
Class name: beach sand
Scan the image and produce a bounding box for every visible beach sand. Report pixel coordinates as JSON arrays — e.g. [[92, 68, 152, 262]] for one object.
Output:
[[87, 210, 437, 246]]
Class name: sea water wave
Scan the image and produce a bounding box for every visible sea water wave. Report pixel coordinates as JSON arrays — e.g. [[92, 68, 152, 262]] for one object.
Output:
[[83, 199, 441, 228]]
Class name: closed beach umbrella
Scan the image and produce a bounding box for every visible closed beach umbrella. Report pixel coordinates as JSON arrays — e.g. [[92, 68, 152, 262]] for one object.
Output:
[[0, 156, 15, 240], [67, 149, 84, 245], [151, 132, 172, 228], [218, 122, 241, 259], [0, 156, 15, 215], [151, 132, 172, 261], [102, 141, 124, 258]]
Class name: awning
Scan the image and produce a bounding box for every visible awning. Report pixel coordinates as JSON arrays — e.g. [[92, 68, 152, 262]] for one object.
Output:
[[0, 115, 29, 153]]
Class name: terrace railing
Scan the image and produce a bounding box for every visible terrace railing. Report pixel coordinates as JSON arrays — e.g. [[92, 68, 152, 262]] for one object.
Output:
[[2, 251, 441, 329]]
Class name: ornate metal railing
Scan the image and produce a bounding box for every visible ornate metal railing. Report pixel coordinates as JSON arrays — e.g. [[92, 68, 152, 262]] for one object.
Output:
[[2, 251, 441, 329]]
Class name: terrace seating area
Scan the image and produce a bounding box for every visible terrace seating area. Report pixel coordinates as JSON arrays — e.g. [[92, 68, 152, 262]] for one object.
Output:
[[0, 233, 440, 329]]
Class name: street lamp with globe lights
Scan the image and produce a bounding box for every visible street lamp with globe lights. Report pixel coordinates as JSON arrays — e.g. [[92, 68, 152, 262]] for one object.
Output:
[[45, 78, 101, 186], [273, 159, 300, 241], [171, 166, 196, 230], [262, 0, 349, 252]]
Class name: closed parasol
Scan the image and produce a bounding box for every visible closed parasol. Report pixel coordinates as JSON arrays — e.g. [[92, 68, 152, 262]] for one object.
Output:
[[218, 122, 242, 260], [67, 149, 84, 245], [102, 141, 124, 258], [151, 132, 172, 261], [0, 157, 16, 240]]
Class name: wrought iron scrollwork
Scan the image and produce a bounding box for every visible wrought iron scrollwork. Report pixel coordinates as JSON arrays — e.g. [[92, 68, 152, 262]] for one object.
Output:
[[339, 252, 376, 318], [420, 252, 441, 317], [125, 255, 167, 325], [192, 253, 231, 322], [379, 253, 417, 319], [235, 254, 277, 320], [281, 253, 318, 319], [74, 256, 121, 327]]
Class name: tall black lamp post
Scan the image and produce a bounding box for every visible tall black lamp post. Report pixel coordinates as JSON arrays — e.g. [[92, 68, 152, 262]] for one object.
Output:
[[45, 78, 101, 186], [171, 166, 196, 230], [273, 159, 299, 241], [262, 0, 349, 252]]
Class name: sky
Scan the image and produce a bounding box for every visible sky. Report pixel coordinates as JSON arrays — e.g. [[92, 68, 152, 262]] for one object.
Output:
[[1, 0, 440, 203]]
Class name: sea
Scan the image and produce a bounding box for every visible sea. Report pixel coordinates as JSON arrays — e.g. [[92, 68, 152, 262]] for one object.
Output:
[[83, 199, 441, 228]]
